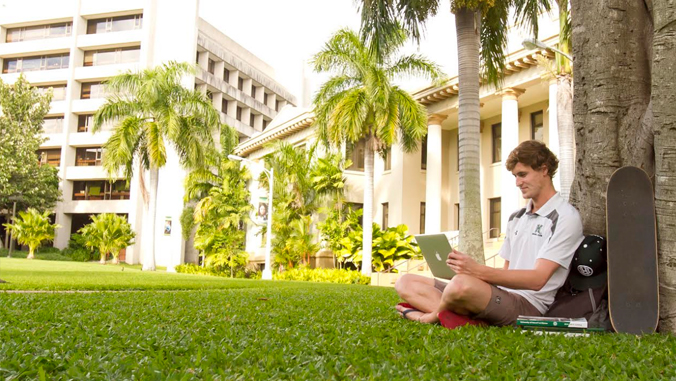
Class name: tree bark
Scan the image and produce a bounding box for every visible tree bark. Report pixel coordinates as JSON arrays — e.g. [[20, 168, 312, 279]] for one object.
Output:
[[652, 0, 676, 332], [361, 143, 374, 275], [569, 0, 653, 236], [141, 167, 159, 271], [455, 8, 485, 263], [557, 74, 575, 201]]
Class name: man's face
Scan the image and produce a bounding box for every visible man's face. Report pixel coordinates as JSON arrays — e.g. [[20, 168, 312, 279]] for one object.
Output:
[[511, 162, 549, 199]]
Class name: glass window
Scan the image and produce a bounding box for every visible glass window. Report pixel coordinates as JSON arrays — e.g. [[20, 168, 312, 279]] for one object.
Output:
[[5, 22, 72, 42], [37, 85, 67, 101], [78, 115, 93, 132], [236, 106, 242, 121], [421, 134, 428, 170], [489, 198, 501, 239], [37, 149, 61, 167], [80, 82, 106, 99], [249, 113, 255, 127], [75, 147, 103, 166], [222, 99, 228, 113], [83, 47, 140, 67], [208, 59, 215, 74], [21, 56, 43, 72], [251, 85, 257, 98], [237, 77, 243, 91], [43, 116, 64, 134], [382, 203, 389, 228], [224, 68, 230, 82], [492, 123, 502, 163], [87, 15, 142, 34], [264, 92, 268, 105], [346, 138, 366, 172], [263, 119, 269, 130], [384, 148, 391, 171], [420, 202, 426, 234], [73, 180, 130, 200], [531, 111, 544, 141]]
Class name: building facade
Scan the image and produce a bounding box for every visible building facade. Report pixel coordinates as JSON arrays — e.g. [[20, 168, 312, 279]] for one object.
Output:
[[236, 18, 563, 269], [0, 0, 295, 269]]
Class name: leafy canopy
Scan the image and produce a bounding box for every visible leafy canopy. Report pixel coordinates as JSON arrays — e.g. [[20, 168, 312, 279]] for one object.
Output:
[[79, 213, 135, 263], [3, 208, 59, 258]]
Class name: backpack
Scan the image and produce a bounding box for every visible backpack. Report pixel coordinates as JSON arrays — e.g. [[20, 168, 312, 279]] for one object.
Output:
[[545, 279, 612, 331]]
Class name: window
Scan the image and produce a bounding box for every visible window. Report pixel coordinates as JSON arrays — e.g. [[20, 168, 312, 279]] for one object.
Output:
[[80, 82, 106, 99], [489, 198, 501, 239], [37, 149, 61, 167], [383, 149, 391, 171], [346, 138, 366, 171], [78, 115, 93, 132], [86, 15, 143, 34], [251, 85, 257, 98], [37, 85, 67, 101], [6, 22, 72, 42], [531, 111, 544, 141], [75, 147, 103, 166], [382, 203, 389, 228], [420, 202, 426, 234], [206, 91, 213, 101], [250, 113, 255, 127], [207, 59, 215, 74], [73, 180, 130, 200], [236, 106, 242, 121], [83, 47, 140, 67], [237, 77, 243, 91], [455, 203, 460, 230], [2, 54, 69, 74], [224, 68, 230, 82], [264, 92, 268, 105], [43, 116, 64, 134], [275, 99, 281, 111], [421, 134, 428, 170], [262, 119, 269, 130], [222, 99, 229, 113], [492, 123, 502, 163]]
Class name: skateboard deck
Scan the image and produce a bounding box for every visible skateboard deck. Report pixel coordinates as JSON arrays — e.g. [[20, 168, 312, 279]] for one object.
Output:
[[606, 166, 659, 335]]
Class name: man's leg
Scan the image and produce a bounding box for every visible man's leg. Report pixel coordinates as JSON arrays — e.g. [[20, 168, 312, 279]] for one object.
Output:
[[394, 274, 443, 313], [404, 274, 493, 324]]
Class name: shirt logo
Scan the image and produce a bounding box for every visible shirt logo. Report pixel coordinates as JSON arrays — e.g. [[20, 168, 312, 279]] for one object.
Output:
[[532, 224, 543, 237]]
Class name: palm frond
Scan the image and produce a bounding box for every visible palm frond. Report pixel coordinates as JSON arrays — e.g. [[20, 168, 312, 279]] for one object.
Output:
[[512, 0, 552, 38], [480, 1, 510, 88]]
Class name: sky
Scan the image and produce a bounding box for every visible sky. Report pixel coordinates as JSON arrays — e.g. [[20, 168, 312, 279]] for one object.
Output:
[[199, 0, 459, 106]]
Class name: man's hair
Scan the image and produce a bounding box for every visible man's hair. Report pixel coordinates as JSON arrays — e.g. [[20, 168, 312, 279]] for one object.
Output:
[[505, 140, 559, 179]]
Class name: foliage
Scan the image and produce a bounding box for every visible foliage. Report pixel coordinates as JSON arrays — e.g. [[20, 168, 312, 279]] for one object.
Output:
[[62, 233, 99, 262], [175, 263, 261, 279], [1, 260, 676, 379], [78, 214, 135, 264], [318, 206, 362, 255], [273, 268, 371, 285], [261, 142, 348, 269], [331, 211, 421, 272], [0, 76, 61, 214], [3, 208, 59, 259], [0, 248, 71, 261], [179, 205, 196, 241]]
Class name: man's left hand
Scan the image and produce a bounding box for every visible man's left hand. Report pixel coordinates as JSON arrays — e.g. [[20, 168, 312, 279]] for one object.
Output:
[[446, 249, 482, 277]]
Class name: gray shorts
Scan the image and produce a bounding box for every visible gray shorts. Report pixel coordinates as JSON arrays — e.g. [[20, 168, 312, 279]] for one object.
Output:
[[434, 279, 541, 326]]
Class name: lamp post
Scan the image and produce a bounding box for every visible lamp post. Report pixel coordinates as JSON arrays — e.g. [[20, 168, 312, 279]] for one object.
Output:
[[228, 154, 273, 280], [7, 195, 21, 258], [522, 38, 572, 61]]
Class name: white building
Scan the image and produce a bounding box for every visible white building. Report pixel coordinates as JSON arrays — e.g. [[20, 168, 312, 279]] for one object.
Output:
[[0, 0, 295, 269]]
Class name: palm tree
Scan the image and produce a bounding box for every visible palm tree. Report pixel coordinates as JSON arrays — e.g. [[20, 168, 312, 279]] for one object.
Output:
[[79, 213, 135, 264], [93, 61, 220, 271], [3, 208, 59, 259], [357, 0, 550, 262], [312, 28, 442, 275]]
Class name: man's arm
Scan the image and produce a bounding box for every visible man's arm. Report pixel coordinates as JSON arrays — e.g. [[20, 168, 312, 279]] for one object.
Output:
[[447, 251, 559, 291]]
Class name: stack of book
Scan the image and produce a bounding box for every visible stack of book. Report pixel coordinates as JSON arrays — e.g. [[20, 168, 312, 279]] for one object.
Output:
[[516, 316, 605, 336]]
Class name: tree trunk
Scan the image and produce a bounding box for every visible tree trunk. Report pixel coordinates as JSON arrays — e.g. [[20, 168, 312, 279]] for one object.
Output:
[[557, 74, 575, 201], [361, 142, 375, 275], [653, 0, 676, 332], [100, 252, 106, 264], [111, 254, 119, 265], [455, 8, 485, 263], [27, 247, 34, 259], [569, 0, 653, 236], [141, 167, 159, 271]]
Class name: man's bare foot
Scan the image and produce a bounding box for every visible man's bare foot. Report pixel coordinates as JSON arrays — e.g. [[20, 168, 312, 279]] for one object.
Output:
[[395, 304, 440, 324]]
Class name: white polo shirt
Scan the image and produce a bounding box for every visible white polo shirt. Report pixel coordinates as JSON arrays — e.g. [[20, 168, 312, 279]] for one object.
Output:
[[498, 193, 584, 314]]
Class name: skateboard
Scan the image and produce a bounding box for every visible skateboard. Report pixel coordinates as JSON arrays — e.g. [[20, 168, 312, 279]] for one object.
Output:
[[606, 166, 659, 334]]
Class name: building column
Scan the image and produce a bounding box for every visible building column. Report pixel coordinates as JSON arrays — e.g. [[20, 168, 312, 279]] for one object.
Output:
[[500, 88, 525, 236], [547, 79, 561, 192], [424, 113, 447, 233]]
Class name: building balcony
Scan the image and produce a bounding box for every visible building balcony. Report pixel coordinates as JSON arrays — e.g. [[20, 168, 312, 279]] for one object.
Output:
[[79, 0, 143, 18], [0, 68, 70, 85], [64, 165, 110, 181], [76, 29, 143, 51], [60, 199, 131, 214], [68, 130, 112, 146], [71, 98, 106, 114], [0, 37, 71, 57], [73, 62, 140, 81], [41, 134, 65, 148], [48, 100, 67, 115]]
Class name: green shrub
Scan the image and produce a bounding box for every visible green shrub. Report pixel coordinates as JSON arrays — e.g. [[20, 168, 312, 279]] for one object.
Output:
[[175, 263, 261, 279], [63, 234, 97, 262], [273, 268, 370, 285]]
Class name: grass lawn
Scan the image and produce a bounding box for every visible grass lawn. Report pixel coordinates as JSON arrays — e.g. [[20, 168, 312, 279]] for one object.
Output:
[[1, 258, 676, 379]]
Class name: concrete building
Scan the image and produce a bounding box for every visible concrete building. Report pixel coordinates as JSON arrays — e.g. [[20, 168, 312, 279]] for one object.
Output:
[[0, 0, 295, 269], [235, 17, 564, 271]]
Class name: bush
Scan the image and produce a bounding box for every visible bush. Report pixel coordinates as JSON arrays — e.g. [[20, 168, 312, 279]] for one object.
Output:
[[63, 234, 97, 262], [175, 263, 261, 279], [0, 246, 71, 261], [274, 268, 370, 285]]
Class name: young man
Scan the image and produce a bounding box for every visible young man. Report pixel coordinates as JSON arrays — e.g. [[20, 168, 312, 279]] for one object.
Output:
[[395, 140, 584, 326]]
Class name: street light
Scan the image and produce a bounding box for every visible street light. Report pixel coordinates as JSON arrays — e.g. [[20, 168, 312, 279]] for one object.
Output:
[[228, 154, 274, 280], [522, 38, 572, 61]]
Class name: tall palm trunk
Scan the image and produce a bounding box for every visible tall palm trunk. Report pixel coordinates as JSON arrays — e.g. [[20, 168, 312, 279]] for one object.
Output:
[[557, 74, 574, 200], [141, 167, 159, 271], [361, 142, 375, 275], [455, 8, 485, 263]]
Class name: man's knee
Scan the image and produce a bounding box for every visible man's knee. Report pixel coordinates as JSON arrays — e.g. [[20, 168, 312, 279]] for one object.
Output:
[[394, 274, 416, 295], [442, 274, 475, 303]]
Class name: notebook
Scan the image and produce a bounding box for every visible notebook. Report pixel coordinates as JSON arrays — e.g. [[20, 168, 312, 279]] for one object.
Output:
[[414, 233, 456, 280]]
